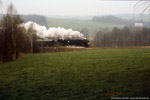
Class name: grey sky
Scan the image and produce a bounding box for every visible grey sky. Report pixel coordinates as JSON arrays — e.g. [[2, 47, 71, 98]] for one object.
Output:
[[1, 0, 149, 16]]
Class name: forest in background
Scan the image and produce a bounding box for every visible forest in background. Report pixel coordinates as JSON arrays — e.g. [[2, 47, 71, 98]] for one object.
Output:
[[93, 26, 150, 47]]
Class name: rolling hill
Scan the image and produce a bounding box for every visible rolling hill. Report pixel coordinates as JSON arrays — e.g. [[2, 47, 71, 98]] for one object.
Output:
[[46, 17, 124, 38], [93, 15, 133, 25], [20, 14, 48, 27], [92, 15, 150, 27], [1, 14, 149, 39], [113, 14, 150, 22]]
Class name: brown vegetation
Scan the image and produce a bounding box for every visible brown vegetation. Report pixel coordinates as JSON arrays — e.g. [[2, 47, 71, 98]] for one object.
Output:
[[92, 26, 150, 47], [0, 4, 39, 63]]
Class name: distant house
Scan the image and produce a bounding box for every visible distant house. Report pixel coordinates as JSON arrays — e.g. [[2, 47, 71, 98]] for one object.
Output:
[[135, 23, 143, 28]]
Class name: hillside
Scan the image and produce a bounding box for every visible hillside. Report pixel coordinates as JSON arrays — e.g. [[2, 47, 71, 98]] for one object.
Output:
[[0, 48, 150, 99], [92, 15, 150, 27], [46, 17, 124, 38], [113, 14, 150, 22], [1, 14, 149, 38], [20, 15, 48, 27], [0, 14, 48, 28], [47, 14, 150, 22], [93, 15, 133, 25]]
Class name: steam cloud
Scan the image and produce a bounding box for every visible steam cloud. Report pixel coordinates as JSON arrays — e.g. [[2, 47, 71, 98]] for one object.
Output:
[[21, 21, 86, 41]]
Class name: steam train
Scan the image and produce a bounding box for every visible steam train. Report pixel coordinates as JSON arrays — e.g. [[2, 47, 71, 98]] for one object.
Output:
[[37, 39, 89, 47]]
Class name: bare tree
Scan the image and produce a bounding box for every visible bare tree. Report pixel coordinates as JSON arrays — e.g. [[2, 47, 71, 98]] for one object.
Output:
[[93, 26, 150, 47], [80, 28, 89, 39], [0, 4, 31, 62], [134, 0, 150, 14], [7, 3, 18, 60], [26, 24, 39, 53], [27, 23, 35, 53]]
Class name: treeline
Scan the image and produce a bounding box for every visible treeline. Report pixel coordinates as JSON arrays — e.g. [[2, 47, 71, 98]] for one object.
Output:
[[80, 28, 89, 39], [0, 14, 48, 27], [0, 4, 39, 63], [93, 26, 150, 47], [92, 15, 150, 27], [93, 15, 132, 25], [20, 14, 48, 28]]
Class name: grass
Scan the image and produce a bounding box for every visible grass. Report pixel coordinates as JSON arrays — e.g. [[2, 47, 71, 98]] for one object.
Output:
[[46, 17, 124, 38], [0, 48, 150, 100]]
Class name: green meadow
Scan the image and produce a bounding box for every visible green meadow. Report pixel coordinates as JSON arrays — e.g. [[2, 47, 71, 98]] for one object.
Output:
[[0, 48, 150, 100]]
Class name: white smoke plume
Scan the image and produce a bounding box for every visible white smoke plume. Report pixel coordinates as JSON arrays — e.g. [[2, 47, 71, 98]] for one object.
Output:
[[20, 21, 86, 41]]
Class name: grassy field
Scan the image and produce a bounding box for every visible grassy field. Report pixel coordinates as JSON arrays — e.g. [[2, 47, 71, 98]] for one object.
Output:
[[46, 17, 124, 38], [0, 48, 150, 100]]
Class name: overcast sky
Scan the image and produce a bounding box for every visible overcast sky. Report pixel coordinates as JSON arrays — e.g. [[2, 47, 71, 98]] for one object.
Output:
[[1, 0, 149, 16]]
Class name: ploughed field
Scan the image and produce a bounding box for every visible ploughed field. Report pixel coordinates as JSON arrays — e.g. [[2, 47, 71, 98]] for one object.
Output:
[[0, 48, 150, 100]]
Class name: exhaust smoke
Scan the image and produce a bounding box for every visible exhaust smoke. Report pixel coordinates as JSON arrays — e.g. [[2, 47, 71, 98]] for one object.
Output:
[[21, 21, 86, 41]]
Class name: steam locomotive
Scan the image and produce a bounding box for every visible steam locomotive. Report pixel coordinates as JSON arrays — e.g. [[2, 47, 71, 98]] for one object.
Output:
[[37, 39, 89, 47]]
